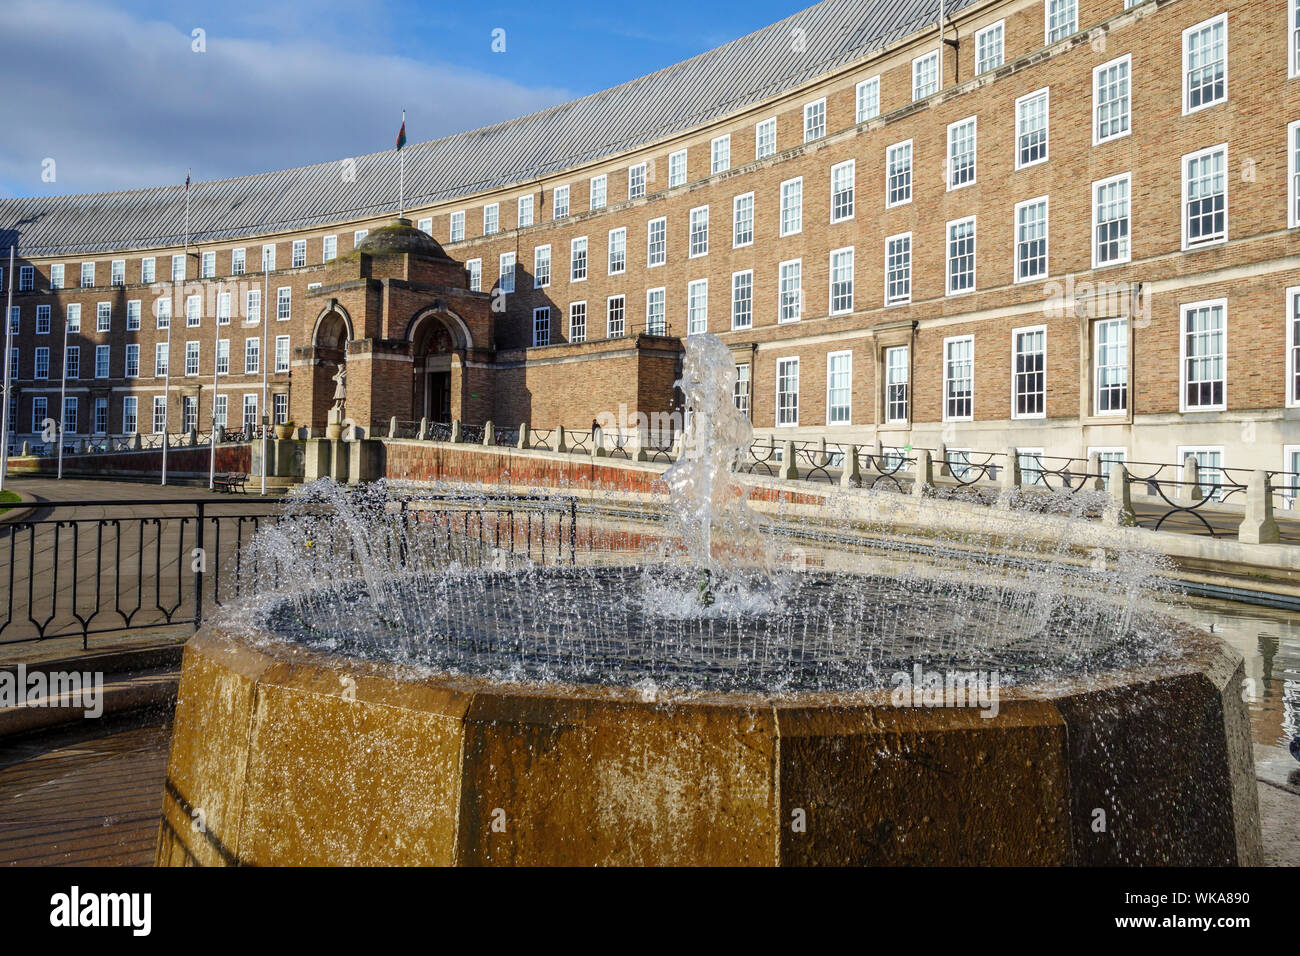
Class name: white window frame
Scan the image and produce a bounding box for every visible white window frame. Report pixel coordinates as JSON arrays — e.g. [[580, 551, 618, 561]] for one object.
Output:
[[534, 244, 551, 288], [668, 150, 688, 188], [1045, 0, 1078, 45], [830, 160, 855, 223], [570, 301, 588, 343], [588, 175, 606, 211], [855, 76, 880, 123], [323, 235, 337, 261], [1182, 13, 1228, 116], [532, 307, 551, 347], [803, 98, 826, 142], [1013, 196, 1049, 284], [828, 247, 854, 315], [1091, 173, 1132, 269], [886, 140, 913, 208], [885, 233, 912, 307], [517, 196, 534, 227], [687, 279, 709, 336], [912, 51, 939, 101], [778, 259, 802, 324], [1179, 298, 1228, 412], [974, 20, 1005, 74], [229, 250, 243, 276], [1287, 285, 1300, 408], [647, 218, 667, 267], [775, 357, 800, 427], [1014, 90, 1049, 171], [607, 227, 626, 275], [689, 206, 709, 258], [731, 270, 753, 331], [645, 289, 666, 336], [943, 335, 975, 422], [711, 135, 731, 174], [732, 193, 754, 248], [827, 350, 853, 426], [627, 164, 646, 200], [1010, 324, 1047, 420], [570, 237, 588, 282], [606, 295, 626, 339], [449, 210, 466, 242], [497, 252, 515, 294], [275, 335, 290, 373], [947, 115, 978, 189], [1093, 317, 1129, 416], [1181, 144, 1228, 250], [553, 185, 570, 219], [291, 240, 306, 268], [755, 118, 777, 159], [945, 216, 977, 296], [779, 178, 802, 236], [884, 346, 910, 424], [1289, 119, 1300, 229], [1093, 55, 1132, 146], [185, 340, 200, 377]]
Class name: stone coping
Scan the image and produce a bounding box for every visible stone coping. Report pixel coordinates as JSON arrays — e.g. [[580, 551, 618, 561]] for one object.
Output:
[[157, 616, 1260, 866]]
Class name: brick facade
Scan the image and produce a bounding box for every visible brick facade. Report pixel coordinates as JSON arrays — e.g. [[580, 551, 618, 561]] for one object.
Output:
[[3, 0, 1299, 473]]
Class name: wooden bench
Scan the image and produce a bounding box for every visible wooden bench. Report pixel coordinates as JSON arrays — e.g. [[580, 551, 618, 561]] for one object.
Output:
[[213, 472, 248, 494]]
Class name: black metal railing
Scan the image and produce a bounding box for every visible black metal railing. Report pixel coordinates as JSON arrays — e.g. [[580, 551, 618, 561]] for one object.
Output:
[[0, 492, 580, 649]]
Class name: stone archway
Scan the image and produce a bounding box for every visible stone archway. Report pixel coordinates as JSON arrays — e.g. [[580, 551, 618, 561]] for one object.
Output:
[[407, 306, 470, 424], [300, 304, 353, 431]]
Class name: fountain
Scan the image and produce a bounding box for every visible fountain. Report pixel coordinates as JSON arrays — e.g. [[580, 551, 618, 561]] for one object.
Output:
[[157, 334, 1261, 866]]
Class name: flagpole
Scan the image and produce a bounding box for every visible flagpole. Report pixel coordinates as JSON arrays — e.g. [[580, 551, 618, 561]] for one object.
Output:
[[0, 246, 14, 493], [398, 108, 406, 218], [208, 324, 219, 490], [57, 312, 68, 479], [261, 267, 268, 496]]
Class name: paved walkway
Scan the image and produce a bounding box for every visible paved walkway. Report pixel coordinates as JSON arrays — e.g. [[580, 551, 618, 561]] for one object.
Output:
[[0, 715, 170, 866]]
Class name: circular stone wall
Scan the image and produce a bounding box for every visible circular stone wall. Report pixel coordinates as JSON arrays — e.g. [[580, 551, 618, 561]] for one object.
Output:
[[156, 624, 1261, 866]]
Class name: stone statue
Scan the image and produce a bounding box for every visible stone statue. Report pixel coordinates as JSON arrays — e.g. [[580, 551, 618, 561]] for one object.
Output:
[[326, 362, 347, 438]]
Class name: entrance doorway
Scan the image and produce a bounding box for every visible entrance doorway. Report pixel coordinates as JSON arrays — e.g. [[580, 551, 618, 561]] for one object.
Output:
[[427, 371, 451, 423]]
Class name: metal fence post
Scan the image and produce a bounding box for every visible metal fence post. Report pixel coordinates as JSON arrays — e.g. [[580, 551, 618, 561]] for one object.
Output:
[[193, 501, 205, 630]]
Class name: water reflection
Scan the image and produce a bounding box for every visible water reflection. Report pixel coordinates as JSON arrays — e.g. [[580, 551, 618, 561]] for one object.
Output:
[[1175, 597, 1300, 748]]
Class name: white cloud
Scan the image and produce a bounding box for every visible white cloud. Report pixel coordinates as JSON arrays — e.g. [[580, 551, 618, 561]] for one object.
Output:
[[0, 0, 572, 196]]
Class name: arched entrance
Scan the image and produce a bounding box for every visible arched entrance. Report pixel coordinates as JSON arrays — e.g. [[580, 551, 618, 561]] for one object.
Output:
[[408, 306, 471, 424], [309, 305, 352, 429]]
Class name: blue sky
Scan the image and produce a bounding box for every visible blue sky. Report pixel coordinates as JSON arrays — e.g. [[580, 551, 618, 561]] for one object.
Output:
[[0, 0, 807, 198]]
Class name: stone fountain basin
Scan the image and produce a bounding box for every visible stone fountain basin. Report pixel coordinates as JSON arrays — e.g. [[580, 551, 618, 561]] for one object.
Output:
[[156, 623, 1260, 866]]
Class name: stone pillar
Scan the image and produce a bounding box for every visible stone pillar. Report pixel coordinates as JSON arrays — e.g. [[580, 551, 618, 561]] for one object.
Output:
[[937, 442, 950, 477], [188, 428, 198, 447], [450, 419, 463, 443], [816, 437, 829, 468], [348, 439, 385, 484], [840, 444, 861, 488], [1237, 471, 1281, 545], [418, 417, 429, 441], [1104, 463, 1136, 527], [1084, 452, 1105, 492], [132, 434, 142, 450], [483, 421, 495, 446], [557, 425, 569, 453], [303, 438, 331, 483], [388, 417, 398, 439], [912, 449, 933, 497], [997, 447, 1021, 507], [1180, 455, 1203, 502], [593, 425, 607, 458], [870, 439, 883, 472], [20, 441, 29, 456], [517, 422, 530, 450], [214, 425, 225, 444], [779, 440, 798, 480]]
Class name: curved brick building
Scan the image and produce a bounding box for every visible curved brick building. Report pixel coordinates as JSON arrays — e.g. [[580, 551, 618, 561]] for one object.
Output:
[[2, 0, 1298, 481]]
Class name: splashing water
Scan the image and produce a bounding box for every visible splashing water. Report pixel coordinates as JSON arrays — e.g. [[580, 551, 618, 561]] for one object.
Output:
[[221, 333, 1188, 694]]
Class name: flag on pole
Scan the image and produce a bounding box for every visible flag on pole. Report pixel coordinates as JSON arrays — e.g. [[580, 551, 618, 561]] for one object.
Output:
[[185, 169, 191, 191], [395, 111, 407, 150]]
